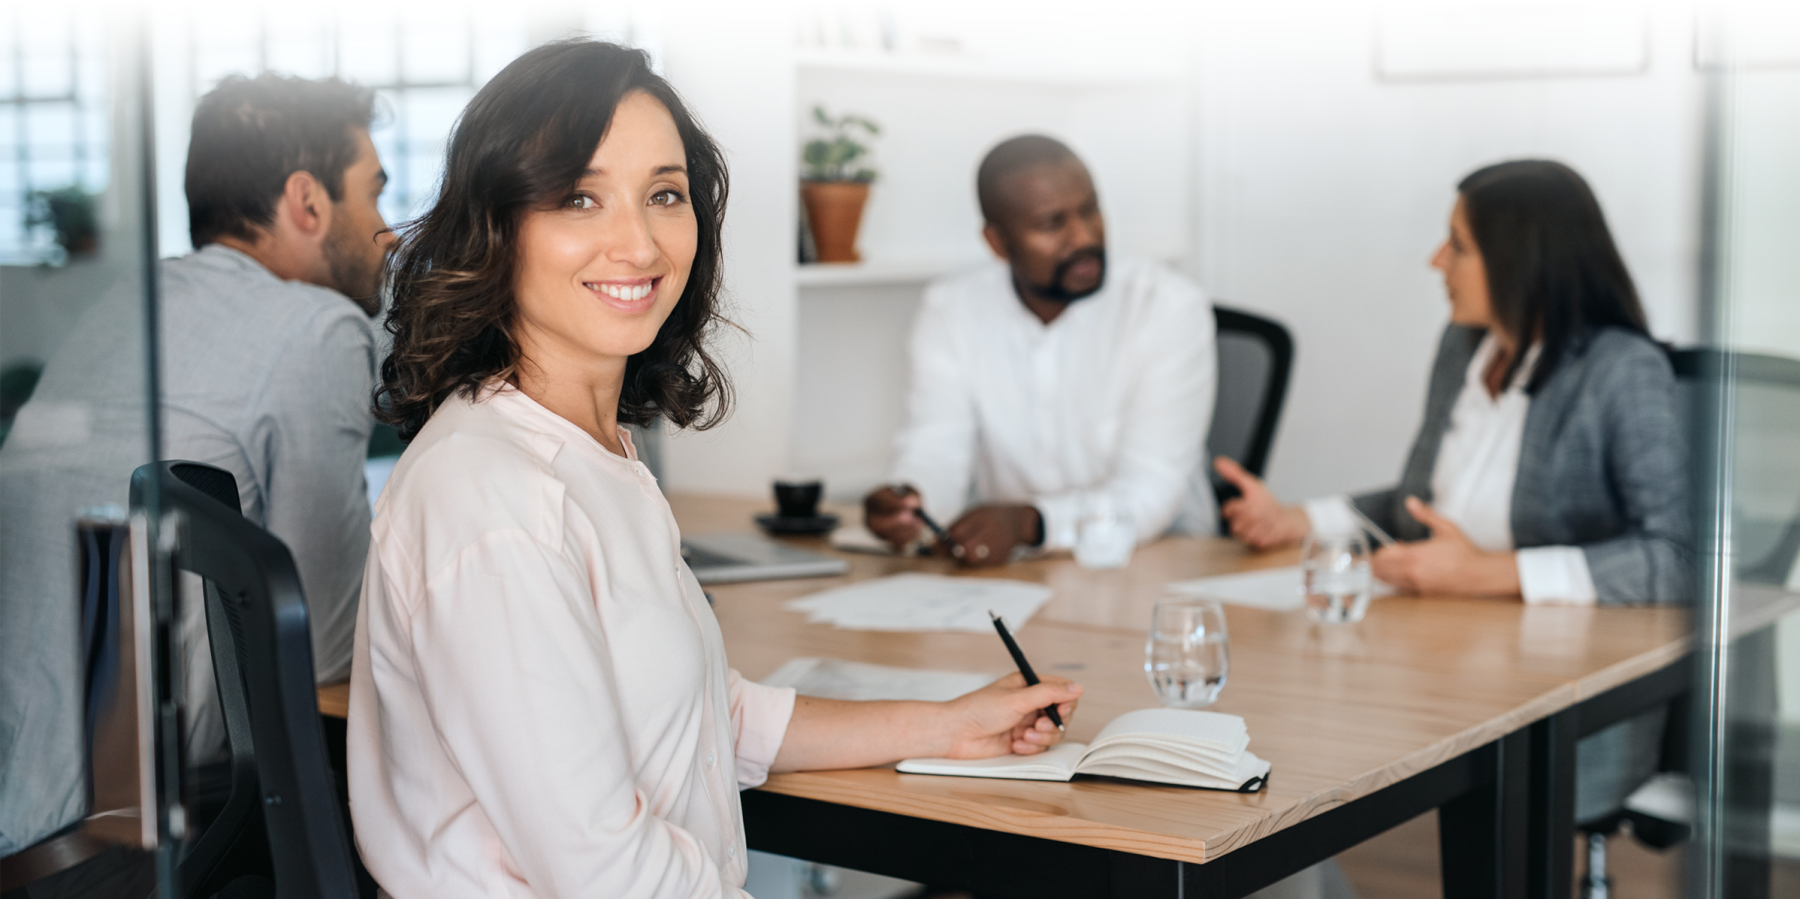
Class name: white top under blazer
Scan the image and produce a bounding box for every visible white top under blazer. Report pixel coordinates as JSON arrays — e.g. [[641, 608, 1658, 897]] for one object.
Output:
[[348, 383, 796, 898], [1307, 334, 1597, 603]]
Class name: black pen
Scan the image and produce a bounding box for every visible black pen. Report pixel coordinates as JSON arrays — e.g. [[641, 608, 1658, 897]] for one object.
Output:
[[988, 610, 1064, 731], [904, 492, 962, 558]]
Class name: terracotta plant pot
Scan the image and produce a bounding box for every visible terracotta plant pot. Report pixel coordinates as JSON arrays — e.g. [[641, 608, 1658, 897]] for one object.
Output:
[[800, 180, 870, 263]]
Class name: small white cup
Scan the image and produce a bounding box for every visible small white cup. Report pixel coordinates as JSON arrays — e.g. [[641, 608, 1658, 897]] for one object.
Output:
[[1075, 504, 1135, 569]]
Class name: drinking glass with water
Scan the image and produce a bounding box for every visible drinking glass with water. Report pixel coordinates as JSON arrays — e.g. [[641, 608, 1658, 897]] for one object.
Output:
[[1145, 598, 1229, 708], [1301, 531, 1373, 623]]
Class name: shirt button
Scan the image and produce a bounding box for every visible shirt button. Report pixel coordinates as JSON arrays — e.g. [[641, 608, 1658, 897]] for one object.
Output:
[[706, 751, 716, 768], [728, 845, 737, 859]]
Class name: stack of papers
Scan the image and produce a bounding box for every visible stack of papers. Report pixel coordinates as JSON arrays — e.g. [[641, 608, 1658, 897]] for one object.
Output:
[[783, 573, 1053, 632], [1164, 565, 1394, 611], [762, 657, 996, 702]]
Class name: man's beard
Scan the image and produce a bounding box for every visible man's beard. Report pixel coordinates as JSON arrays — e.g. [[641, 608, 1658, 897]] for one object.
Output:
[[323, 215, 384, 316], [1021, 246, 1106, 303]]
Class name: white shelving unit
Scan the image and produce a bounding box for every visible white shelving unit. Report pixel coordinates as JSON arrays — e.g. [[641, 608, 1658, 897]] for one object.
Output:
[[794, 256, 984, 288]]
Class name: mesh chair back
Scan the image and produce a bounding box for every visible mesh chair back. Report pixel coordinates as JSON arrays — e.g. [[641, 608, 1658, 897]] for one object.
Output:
[[1672, 349, 1800, 585], [130, 461, 357, 898], [1207, 306, 1295, 528]]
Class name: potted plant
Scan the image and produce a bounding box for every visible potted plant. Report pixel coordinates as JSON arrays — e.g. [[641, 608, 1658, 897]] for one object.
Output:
[[26, 186, 100, 262], [800, 106, 879, 263]]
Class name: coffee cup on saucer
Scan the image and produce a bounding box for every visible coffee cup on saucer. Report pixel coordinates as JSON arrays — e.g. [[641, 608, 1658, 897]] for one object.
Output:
[[757, 476, 839, 535]]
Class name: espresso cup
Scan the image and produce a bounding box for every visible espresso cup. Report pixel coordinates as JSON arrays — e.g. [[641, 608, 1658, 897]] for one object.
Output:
[[773, 478, 823, 519]]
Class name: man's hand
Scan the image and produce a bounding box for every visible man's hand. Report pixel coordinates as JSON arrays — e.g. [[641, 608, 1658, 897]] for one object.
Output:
[[938, 672, 1083, 758], [1215, 457, 1309, 550], [864, 485, 925, 550], [946, 504, 1042, 567], [1371, 496, 1521, 597]]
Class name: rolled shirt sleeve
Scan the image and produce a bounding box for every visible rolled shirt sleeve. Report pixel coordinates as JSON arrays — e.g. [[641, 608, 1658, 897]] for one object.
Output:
[[727, 670, 795, 790], [1303, 495, 1362, 537], [1516, 546, 1600, 605]]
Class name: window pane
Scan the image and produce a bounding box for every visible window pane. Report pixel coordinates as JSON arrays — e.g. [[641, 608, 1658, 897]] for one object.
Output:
[[400, 22, 469, 85], [24, 103, 75, 152], [20, 52, 72, 99], [339, 17, 399, 86]]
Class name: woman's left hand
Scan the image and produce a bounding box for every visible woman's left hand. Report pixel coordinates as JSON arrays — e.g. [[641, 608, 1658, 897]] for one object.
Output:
[[1371, 496, 1521, 597], [939, 673, 1083, 759]]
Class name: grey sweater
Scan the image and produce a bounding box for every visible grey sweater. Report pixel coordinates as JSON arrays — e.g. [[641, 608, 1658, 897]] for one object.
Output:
[[1352, 324, 1692, 605], [0, 246, 376, 854]]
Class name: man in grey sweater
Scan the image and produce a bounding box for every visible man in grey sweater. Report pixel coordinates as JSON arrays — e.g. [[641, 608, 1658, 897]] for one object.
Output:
[[0, 74, 392, 858]]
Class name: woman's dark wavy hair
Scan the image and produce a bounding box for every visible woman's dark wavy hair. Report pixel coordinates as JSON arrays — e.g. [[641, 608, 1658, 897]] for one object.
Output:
[[377, 40, 732, 440], [1458, 159, 1648, 394]]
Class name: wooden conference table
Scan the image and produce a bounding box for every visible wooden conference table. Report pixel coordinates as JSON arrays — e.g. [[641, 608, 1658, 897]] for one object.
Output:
[[318, 495, 1721, 899]]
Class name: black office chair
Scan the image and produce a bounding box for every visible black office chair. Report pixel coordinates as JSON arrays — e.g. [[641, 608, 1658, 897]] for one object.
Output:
[[1673, 349, 1800, 585], [129, 461, 359, 899], [1207, 305, 1296, 534]]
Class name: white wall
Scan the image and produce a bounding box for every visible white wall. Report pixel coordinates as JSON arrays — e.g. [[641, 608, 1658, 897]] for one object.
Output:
[[655, 3, 801, 497], [1190, 1, 1706, 502]]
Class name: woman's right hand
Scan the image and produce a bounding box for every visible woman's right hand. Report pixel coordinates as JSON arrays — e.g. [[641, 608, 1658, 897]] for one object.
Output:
[[1214, 457, 1310, 550]]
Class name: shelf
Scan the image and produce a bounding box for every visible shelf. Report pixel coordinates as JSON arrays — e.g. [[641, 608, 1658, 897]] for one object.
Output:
[[795, 257, 986, 288], [795, 48, 1181, 87]]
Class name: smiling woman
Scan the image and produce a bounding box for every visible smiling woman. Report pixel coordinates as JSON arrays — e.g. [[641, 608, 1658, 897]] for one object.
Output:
[[349, 40, 1081, 899], [375, 40, 732, 443]]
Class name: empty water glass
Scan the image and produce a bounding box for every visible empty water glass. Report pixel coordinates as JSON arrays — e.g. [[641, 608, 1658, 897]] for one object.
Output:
[[1145, 598, 1229, 707], [1075, 502, 1135, 569], [1302, 531, 1374, 624]]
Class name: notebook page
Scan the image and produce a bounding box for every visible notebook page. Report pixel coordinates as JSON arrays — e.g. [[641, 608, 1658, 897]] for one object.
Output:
[[897, 742, 1087, 782], [1078, 749, 1271, 791], [1092, 708, 1249, 750]]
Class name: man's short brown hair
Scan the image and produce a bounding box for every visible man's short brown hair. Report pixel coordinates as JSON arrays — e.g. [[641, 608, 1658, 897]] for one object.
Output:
[[185, 74, 377, 247]]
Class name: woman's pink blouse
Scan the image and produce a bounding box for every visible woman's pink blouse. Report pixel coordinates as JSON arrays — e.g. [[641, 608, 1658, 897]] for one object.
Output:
[[347, 384, 796, 898]]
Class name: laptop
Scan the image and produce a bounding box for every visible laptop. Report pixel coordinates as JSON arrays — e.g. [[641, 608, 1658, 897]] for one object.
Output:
[[680, 533, 850, 585]]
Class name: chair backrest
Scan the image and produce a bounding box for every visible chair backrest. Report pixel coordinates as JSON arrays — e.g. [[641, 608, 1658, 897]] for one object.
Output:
[[130, 461, 358, 899], [1671, 349, 1800, 585], [1207, 305, 1296, 526]]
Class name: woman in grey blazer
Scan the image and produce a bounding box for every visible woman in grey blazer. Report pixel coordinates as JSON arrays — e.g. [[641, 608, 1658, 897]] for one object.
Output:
[[1217, 160, 1688, 605], [1215, 160, 1689, 821]]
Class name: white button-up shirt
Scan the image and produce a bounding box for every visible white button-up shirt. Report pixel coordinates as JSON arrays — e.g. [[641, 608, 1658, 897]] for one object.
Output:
[[349, 384, 795, 898], [1308, 334, 1597, 604], [889, 256, 1217, 550]]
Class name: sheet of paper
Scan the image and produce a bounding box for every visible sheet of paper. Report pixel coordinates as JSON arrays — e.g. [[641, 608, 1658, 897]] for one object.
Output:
[[828, 524, 897, 555], [1163, 565, 1394, 611], [762, 657, 996, 702], [783, 572, 1053, 632]]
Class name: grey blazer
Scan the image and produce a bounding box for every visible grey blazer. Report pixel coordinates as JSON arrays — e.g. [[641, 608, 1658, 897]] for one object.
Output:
[[1352, 324, 1691, 605]]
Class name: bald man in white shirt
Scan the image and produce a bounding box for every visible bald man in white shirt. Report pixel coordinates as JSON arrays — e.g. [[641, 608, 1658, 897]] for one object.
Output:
[[865, 136, 1217, 566]]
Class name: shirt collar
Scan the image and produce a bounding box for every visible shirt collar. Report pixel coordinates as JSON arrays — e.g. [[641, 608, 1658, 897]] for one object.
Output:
[[189, 243, 283, 283]]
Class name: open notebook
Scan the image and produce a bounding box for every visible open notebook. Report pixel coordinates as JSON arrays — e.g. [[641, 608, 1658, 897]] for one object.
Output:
[[897, 708, 1271, 792]]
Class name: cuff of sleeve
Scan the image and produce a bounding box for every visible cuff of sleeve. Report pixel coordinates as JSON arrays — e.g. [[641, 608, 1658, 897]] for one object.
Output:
[[728, 674, 797, 789], [1516, 546, 1599, 605], [1303, 496, 1359, 537], [1034, 495, 1081, 551]]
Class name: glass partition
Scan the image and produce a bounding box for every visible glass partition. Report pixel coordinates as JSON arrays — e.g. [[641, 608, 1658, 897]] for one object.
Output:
[[0, 5, 167, 888], [1690, 5, 1800, 897]]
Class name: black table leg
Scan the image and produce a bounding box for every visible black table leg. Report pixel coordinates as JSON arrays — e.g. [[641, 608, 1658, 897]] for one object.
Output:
[[1439, 730, 1529, 899], [1527, 709, 1577, 899]]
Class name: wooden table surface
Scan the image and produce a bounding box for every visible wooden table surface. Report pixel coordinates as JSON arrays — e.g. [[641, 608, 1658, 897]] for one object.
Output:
[[317, 493, 1695, 866]]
